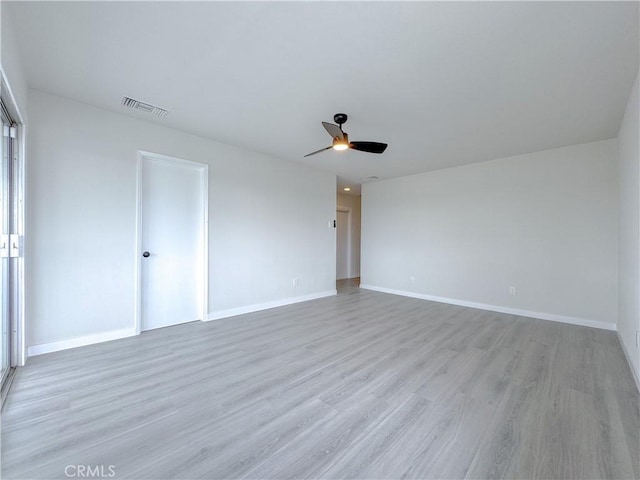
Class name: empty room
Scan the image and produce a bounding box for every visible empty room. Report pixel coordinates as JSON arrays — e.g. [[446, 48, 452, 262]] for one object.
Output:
[[1, 1, 639, 479]]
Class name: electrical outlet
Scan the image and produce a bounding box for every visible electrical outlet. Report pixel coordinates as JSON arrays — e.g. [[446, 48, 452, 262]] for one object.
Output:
[[292, 278, 299, 287], [509, 286, 517, 296], [409, 276, 415, 284]]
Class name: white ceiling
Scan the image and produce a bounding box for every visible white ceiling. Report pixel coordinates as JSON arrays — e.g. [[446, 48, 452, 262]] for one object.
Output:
[[7, 1, 639, 194]]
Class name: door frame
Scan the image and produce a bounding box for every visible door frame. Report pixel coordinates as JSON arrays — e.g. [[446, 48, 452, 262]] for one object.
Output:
[[336, 205, 351, 280], [134, 151, 209, 335]]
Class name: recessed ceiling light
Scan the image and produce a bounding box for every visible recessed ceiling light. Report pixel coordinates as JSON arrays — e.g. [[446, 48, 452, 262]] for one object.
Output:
[[343, 187, 351, 192]]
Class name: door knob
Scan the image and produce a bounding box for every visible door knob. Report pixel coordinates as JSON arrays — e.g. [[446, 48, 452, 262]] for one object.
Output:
[[142, 251, 150, 258]]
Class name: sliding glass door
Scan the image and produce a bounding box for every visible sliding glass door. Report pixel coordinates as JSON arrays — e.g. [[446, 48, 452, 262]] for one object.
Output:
[[1, 100, 19, 395], [0, 111, 9, 384]]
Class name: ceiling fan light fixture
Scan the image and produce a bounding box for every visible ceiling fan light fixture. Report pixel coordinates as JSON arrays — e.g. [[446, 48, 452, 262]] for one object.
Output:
[[333, 133, 349, 151]]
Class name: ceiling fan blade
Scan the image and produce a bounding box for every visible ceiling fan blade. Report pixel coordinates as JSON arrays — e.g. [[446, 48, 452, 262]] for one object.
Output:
[[322, 122, 344, 140], [349, 141, 388, 154], [304, 146, 333, 157]]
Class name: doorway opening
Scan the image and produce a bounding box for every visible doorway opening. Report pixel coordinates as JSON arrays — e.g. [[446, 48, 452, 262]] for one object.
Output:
[[336, 191, 361, 293], [336, 207, 351, 280]]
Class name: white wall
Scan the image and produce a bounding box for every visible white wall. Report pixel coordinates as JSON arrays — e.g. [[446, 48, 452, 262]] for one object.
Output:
[[337, 193, 361, 278], [617, 69, 640, 388], [1, 5, 28, 121], [26, 90, 336, 352], [362, 140, 618, 329]]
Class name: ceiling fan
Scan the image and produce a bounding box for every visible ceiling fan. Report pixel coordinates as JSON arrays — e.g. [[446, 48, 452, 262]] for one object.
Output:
[[304, 113, 388, 157]]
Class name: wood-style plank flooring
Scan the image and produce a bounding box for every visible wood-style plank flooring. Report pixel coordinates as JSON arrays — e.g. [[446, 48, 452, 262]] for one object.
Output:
[[2, 282, 639, 479]]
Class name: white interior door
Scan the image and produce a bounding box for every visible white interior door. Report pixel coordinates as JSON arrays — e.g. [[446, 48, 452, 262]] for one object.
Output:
[[140, 155, 205, 331], [336, 209, 350, 280]]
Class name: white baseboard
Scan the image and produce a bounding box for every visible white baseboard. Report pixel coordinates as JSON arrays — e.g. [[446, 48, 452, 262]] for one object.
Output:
[[359, 284, 617, 331], [27, 327, 137, 357], [26, 291, 338, 356], [208, 290, 337, 321], [617, 330, 640, 394]]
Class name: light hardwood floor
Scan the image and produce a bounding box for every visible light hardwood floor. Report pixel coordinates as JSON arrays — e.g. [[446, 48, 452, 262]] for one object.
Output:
[[2, 285, 639, 479]]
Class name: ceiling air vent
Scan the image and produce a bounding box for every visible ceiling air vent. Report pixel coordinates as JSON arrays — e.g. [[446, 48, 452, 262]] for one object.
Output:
[[121, 97, 168, 118]]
